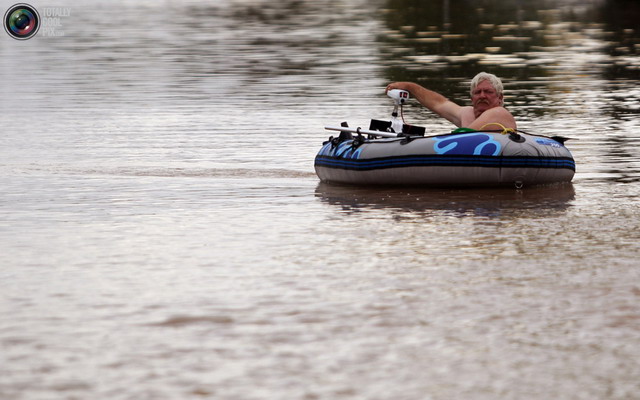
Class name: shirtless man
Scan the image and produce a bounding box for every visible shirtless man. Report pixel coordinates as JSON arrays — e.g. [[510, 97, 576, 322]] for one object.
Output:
[[385, 72, 517, 131]]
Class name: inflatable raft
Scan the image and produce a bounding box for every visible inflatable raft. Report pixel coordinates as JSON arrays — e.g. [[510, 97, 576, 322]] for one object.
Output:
[[314, 123, 575, 188]]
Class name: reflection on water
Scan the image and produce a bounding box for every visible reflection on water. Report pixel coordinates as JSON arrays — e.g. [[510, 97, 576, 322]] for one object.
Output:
[[316, 182, 575, 216], [380, 0, 640, 89]]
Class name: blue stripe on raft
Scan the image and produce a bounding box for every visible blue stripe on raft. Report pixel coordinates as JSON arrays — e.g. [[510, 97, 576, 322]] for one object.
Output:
[[314, 155, 576, 171]]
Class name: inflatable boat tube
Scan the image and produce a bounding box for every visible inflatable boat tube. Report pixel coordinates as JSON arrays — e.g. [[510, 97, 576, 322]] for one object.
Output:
[[314, 129, 575, 187]]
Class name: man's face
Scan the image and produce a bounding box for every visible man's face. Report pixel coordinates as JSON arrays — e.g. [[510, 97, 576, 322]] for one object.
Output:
[[471, 80, 503, 113]]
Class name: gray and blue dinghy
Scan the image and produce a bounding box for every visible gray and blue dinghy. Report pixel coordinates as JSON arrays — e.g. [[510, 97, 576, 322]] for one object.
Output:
[[314, 91, 575, 188]]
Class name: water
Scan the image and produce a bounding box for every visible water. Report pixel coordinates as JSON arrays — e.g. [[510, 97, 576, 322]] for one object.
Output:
[[1, 0, 640, 398]]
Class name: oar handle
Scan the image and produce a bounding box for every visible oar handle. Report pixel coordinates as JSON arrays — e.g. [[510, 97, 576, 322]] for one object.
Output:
[[324, 125, 399, 138]]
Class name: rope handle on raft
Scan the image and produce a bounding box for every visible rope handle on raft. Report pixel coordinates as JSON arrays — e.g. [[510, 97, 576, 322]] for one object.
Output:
[[478, 122, 515, 135], [452, 123, 514, 135]]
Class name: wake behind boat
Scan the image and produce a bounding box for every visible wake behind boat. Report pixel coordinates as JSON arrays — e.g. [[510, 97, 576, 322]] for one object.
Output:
[[314, 90, 575, 188]]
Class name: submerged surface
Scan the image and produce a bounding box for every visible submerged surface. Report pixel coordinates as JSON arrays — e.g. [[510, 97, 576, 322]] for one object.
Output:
[[1, 0, 640, 399]]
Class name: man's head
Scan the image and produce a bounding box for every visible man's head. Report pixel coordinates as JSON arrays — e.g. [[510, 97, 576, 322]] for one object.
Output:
[[470, 72, 504, 113]]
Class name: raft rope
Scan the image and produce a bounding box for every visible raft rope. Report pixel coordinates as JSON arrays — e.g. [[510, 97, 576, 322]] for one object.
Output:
[[452, 124, 523, 143], [478, 122, 515, 135], [449, 127, 571, 145]]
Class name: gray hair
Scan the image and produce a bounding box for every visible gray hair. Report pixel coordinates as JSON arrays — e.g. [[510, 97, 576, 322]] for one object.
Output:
[[470, 72, 504, 99]]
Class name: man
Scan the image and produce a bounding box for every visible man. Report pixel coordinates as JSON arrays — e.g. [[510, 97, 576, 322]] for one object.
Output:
[[385, 72, 517, 131]]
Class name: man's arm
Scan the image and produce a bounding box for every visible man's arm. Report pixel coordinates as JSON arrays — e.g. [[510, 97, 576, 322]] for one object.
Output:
[[386, 82, 463, 127]]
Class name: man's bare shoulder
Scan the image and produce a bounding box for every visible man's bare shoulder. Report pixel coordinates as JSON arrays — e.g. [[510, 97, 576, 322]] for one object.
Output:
[[483, 106, 517, 124], [466, 106, 517, 130]]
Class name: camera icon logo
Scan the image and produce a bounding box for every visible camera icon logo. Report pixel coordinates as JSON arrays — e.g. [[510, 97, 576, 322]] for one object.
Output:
[[4, 3, 40, 40]]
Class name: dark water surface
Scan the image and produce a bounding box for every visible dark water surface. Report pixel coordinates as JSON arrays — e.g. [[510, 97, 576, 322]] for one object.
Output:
[[2, 0, 640, 399]]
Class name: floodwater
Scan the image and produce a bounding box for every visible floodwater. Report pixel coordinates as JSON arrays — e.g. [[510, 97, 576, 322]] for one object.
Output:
[[1, 0, 640, 398]]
